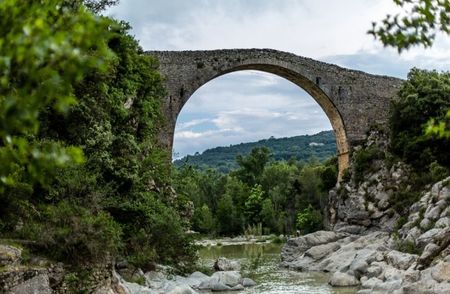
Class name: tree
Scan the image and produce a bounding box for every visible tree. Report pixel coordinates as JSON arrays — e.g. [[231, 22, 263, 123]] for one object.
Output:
[[234, 147, 271, 186], [216, 194, 238, 235], [260, 198, 276, 232], [369, 0, 450, 52], [192, 204, 214, 234], [296, 204, 323, 234], [370, 0, 450, 137], [426, 109, 450, 138], [244, 184, 264, 224], [0, 0, 111, 192], [389, 68, 450, 169]]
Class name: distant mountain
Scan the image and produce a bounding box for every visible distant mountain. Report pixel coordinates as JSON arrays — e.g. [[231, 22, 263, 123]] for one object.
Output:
[[174, 130, 336, 173]]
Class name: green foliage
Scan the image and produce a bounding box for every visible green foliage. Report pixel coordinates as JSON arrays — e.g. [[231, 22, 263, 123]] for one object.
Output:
[[193, 204, 214, 234], [0, 2, 197, 270], [296, 204, 323, 234], [173, 147, 336, 237], [270, 235, 285, 244], [429, 160, 450, 182], [235, 147, 271, 186], [244, 223, 263, 238], [260, 198, 276, 231], [392, 233, 422, 255], [369, 0, 450, 52], [18, 201, 122, 264], [390, 69, 450, 171], [426, 109, 450, 138], [216, 194, 238, 235], [82, 0, 120, 12], [174, 131, 336, 173], [245, 185, 265, 224], [0, 0, 111, 191]]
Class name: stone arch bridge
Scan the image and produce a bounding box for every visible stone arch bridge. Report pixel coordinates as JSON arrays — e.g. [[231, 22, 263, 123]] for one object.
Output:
[[146, 49, 402, 178]]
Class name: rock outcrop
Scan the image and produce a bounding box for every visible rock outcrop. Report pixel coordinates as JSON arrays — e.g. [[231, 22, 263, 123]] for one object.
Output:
[[282, 172, 450, 294]]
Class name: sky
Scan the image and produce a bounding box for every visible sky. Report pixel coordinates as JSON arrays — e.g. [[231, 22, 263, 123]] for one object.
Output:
[[107, 0, 450, 158]]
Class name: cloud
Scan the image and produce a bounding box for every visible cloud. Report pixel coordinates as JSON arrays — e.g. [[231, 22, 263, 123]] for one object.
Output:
[[107, 1, 450, 157]]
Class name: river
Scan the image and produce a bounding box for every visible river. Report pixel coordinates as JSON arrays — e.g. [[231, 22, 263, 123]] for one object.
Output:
[[198, 242, 358, 294]]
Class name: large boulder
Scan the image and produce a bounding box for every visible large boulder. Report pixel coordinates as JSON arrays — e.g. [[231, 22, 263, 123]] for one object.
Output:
[[304, 242, 340, 260], [214, 257, 240, 271], [281, 231, 343, 262], [185, 271, 210, 289], [210, 271, 241, 287], [0, 244, 22, 266], [431, 261, 450, 283], [168, 285, 198, 294], [10, 274, 52, 294], [241, 278, 257, 287], [329, 272, 360, 287], [386, 250, 418, 270]]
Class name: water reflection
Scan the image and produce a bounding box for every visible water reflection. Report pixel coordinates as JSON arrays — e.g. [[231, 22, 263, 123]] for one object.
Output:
[[198, 243, 357, 294]]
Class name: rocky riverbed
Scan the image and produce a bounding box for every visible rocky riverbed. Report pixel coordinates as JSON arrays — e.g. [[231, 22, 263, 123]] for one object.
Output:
[[282, 176, 450, 294]]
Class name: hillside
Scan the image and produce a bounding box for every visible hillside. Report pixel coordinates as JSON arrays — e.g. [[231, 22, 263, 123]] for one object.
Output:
[[174, 130, 336, 172]]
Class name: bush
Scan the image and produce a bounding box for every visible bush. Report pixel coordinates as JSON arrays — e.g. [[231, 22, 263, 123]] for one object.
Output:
[[353, 146, 384, 184], [296, 205, 323, 234], [390, 69, 450, 170], [18, 201, 122, 264]]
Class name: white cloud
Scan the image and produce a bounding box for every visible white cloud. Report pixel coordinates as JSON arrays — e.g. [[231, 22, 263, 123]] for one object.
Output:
[[107, 0, 450, 157]]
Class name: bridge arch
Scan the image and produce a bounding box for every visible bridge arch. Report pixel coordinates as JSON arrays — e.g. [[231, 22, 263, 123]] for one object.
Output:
[[147, 49, 402, 179]]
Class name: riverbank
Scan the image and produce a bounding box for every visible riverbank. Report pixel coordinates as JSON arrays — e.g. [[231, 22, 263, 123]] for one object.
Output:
[[194, 235, 285, 247], [282, 176, 450, 293]]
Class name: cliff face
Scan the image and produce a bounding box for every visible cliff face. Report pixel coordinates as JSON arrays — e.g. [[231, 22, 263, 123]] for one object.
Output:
[[282, 130, 450, 293]]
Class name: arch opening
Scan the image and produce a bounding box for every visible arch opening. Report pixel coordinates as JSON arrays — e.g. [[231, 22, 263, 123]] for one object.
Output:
[[172, 64, 349, 180]]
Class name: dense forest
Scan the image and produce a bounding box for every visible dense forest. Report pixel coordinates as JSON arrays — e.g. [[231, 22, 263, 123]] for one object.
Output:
[[0, 0, 196, 276], [174, 130, 336, 173], [173, 147, 338, 236]]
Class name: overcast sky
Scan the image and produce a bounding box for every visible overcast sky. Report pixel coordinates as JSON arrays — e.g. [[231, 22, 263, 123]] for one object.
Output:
[[107, 0, 450, 158]]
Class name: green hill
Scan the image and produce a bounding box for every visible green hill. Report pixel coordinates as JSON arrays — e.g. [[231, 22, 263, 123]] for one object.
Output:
[[174, 130, 336, 172]]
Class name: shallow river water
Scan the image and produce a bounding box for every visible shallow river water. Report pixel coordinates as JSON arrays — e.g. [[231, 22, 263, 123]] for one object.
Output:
[[198, 242, 358, 294]]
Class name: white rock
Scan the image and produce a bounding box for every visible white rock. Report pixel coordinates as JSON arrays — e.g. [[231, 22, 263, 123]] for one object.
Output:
[[366, 265, 383, 278], [420, 243, 440, 262], [360, 277, 383, 289], [420, 218, 432, 230], [431, 261, 450, 283], [211, 271, 241, 287], [436, 217, 450, 228], [10, 274, 52, 294], [230, 284, 245, 291], [241, 278, 257, 287], [425, 206, 442, 221], [417, 228, 444, 248], [305, 242, 340, 260], [386, 250, 418, 270], [168, 285, 198, 294], [122, 281, 158, 294], [404, 227, 421, 243], [0, 244, 22, 266], [329, 272, 360, 287], [185, 272, 210, 289], [441, 206, 450, 218], [383, 266, 405, 281]]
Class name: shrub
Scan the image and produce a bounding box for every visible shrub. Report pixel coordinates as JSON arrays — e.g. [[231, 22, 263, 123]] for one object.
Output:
[[296, 205, 323, 234], [390, 69, 450, 170], [352, 146, 384, 184], [18, 201, 122, 264]]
